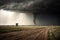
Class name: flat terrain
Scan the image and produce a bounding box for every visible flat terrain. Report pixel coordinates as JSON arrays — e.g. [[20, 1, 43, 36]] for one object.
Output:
[[0, 26, 60, 40], [0, 28, 48, 40]]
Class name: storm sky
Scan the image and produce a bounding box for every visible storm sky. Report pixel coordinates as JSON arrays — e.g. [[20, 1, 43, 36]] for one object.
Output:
[[0, 0, 60, 25]]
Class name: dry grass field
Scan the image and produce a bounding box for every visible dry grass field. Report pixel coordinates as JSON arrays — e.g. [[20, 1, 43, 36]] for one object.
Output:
[[0, 25, 60, 40], [0, 25, 46, 33]]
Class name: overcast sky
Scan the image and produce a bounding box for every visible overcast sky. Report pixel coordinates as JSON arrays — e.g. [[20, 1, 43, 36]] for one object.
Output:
[[0, 0, 60, 25]]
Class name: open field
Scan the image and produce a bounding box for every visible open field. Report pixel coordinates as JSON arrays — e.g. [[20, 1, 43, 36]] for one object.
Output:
[[48, 26, 60, 40], [0, 25, 47, 33], [0, 25, 60, 40]]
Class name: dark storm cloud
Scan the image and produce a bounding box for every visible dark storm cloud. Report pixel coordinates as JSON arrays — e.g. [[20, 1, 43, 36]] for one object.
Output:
[[0, 0, 44, 12], [0, 0, 60, 10], [0, 0, 7, 6], [0, 0, 60, 25]]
